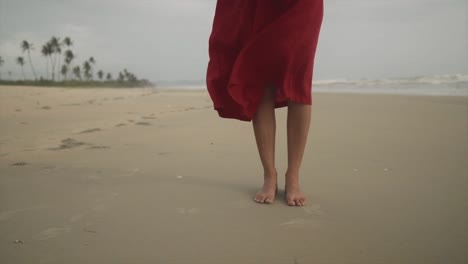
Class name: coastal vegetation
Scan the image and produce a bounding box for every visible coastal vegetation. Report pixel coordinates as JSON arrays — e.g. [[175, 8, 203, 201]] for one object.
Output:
[[0, 37, 153, 88]]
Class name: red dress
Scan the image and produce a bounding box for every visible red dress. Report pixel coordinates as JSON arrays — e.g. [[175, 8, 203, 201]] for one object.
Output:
[[206, 0, 324, 121]]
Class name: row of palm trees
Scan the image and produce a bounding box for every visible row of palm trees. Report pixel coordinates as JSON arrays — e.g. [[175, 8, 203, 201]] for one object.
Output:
[[0, 37, 141, 83]]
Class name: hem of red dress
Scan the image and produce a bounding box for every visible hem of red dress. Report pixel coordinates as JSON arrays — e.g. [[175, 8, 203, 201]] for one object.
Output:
[[214, 94, 312, 122]]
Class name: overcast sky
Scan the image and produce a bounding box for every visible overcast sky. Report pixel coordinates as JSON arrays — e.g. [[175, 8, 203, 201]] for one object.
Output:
[[0, 0, 467, 82]]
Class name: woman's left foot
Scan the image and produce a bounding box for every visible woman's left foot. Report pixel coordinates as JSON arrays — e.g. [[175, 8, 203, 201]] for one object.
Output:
[[285, 175, 306, 206]]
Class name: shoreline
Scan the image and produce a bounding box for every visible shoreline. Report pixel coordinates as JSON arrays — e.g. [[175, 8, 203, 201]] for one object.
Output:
[[2, 84, 467, 97]]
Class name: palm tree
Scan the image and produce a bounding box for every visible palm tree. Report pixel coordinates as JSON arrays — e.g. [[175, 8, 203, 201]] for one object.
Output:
[[123, 68, 130, 80], [61, 65, 68, 81], [16, 56, 26, 80], [118, 72, 125, 82], [59, 37, 72, 81], [83, 61, 92, 81], [106, 73, 112, 81], [64, 50, 74, 64], [21, 40, 38, 80], [63, 37, 73, 48], [41, 43, 53, 80], [72, 66, 81, 80], [97, 70, 104, 80], [64, 50, 74, 80], [88, 57, 95, 80], [49, 37, 62, 80], [0, 56, 4, 80], [128, 73, 137, 82]]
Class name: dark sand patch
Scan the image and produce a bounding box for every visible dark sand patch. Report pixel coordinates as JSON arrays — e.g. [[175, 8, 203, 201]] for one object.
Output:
[[135, 121, 151, 126], [11, 162, 28, 166], [86, 145, 110, 150], [78, 128, 102, 134], [48, 138, 90, 151], [142, 116, 157, 120]]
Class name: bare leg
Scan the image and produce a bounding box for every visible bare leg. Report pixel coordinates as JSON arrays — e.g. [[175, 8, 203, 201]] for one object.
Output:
[[252, 85, 278, 204], [285, 100, 311, 206]]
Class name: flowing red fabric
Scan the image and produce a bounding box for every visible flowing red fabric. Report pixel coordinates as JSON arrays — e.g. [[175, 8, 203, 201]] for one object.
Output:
[[206, 0, 324, 121]]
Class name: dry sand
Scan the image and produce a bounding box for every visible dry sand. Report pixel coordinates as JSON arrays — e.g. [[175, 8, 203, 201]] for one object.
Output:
[[0, 85, 467, 263]]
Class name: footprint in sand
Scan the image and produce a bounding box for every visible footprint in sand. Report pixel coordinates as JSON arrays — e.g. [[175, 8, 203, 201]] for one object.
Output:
[[0, 205, 48, 221], [33, 227, 70, 240], [279, 218, 321, 229], [303, 204, 326, 217], [86, 145, 110, 150], [84, 227, 98, 234], [40, 106, 51, 110], [48, 138, 90, 151], [20, 121, 28, 125], [127, 119, 135, 123], [122, 168, 140, 177], [60, 103, 81, 106], [69, 213, 85, 223], [40, 165, 57, 172], [135, 121, 151, 126], [11, 162, 28, 166], [15, 108, 22, 112], [78, 128, 102, 134], [115, 123, 127, 127], [21, 148, 36, 152]]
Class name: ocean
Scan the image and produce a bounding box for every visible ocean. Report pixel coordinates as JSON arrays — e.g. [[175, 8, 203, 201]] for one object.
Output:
[[156, 74, 468, 97]]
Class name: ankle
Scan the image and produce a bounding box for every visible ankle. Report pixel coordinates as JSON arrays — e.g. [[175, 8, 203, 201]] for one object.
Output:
[[285, 170, 300, 186], [263, 168, 277, 179], [285, 169, 299, 178]]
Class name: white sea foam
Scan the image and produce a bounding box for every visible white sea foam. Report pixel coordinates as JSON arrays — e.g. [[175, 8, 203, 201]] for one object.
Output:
[[313, 74, 468, 86], [156, 74, 468, 96], [312, 74, 468, 96]]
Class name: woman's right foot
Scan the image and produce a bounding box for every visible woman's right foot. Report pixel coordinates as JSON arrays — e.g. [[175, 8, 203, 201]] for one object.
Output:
[[254, 171, 278, 204]]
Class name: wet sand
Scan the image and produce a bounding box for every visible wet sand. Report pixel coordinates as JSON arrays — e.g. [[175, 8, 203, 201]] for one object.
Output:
[[1, 85, 467, 263]]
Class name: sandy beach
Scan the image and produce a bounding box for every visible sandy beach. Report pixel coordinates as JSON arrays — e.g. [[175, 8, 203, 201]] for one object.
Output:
[[0, 85, 467, 263]]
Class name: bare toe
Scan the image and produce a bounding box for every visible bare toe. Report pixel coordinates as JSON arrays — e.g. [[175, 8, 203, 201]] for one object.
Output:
[[301, 197, 306, 206], [255, 175, 277, 205], [257, 195, 265, 203], [254, 193, 262, 203], [296, 198, 303, 206], [285, 180, 306, 207]]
